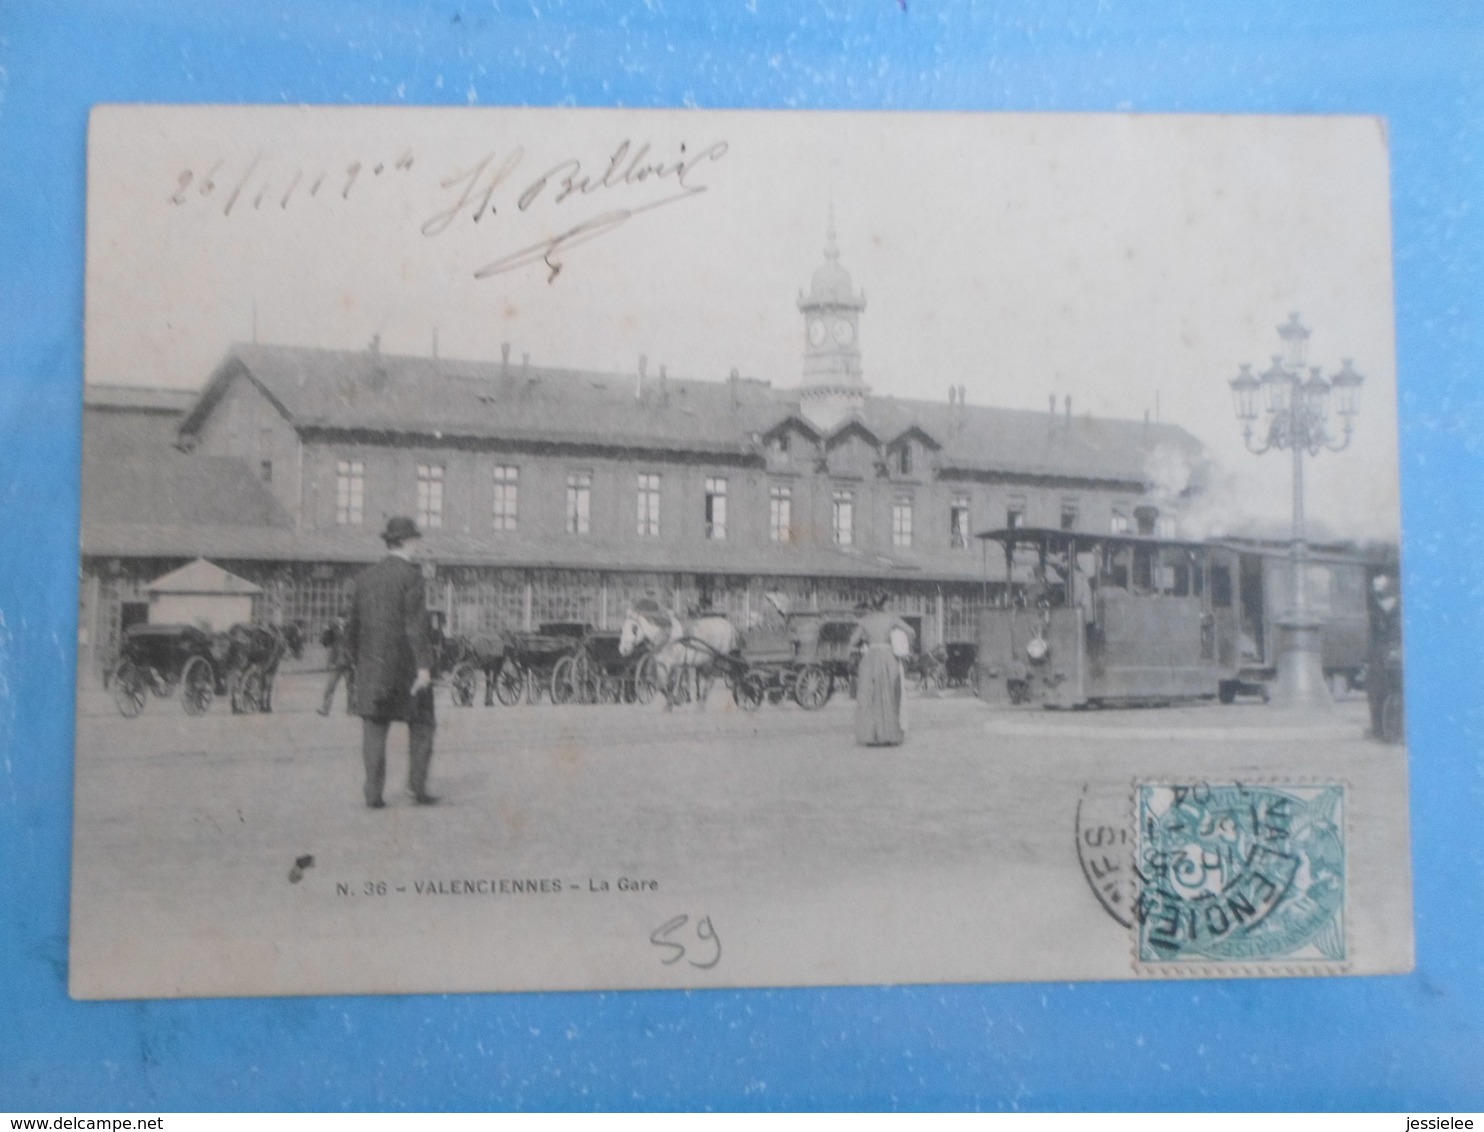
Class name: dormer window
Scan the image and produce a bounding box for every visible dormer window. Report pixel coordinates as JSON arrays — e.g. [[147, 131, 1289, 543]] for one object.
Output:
[[899, 445, 912, 475], [773, 433, 790, 455]]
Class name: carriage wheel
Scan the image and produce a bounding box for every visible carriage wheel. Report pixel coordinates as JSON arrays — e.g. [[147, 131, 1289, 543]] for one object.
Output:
[[451, 662, 477, 708], [180, 656, 215, 716], [794, 665, 831, 710], [493, 662, 525, 706], [112, 661, 148, 718], [234, 666, 266, 713], [633, 654, 658, 705], [1380, 691, 1405, 745], [551, 657, 577, 705], [733, 671, 766, 712]]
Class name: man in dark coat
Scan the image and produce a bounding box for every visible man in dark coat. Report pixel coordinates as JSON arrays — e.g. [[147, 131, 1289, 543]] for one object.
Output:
[[345, 516, 438, 807]]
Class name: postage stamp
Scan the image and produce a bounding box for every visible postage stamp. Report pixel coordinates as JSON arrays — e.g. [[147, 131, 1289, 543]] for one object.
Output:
[[1134, 782, 1348, 968]]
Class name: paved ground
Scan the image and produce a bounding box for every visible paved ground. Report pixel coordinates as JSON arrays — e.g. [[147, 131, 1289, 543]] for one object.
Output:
[[69, 672, 1414, 998]]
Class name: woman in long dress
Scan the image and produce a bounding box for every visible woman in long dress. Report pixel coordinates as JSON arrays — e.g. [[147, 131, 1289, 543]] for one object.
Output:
[[850, 594, 914, 747]]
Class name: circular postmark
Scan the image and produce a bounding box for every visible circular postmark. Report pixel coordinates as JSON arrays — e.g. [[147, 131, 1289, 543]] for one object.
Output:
[[1075, 783, 1139, 930]]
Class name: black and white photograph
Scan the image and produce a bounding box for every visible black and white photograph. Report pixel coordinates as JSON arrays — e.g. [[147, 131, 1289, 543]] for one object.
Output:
[[72, 105, 1411, 998]]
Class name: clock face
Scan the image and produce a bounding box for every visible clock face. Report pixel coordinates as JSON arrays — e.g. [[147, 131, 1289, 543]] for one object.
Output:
[[808, 319, 827, 346], [832, 319, 855, 345]]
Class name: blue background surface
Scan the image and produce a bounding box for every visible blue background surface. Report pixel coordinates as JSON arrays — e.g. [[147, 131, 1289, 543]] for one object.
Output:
[[1, 0, 1480, 1111]]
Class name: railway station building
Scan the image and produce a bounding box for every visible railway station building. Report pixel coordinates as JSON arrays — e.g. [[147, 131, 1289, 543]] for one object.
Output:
[[78, 226, 1205, 677]]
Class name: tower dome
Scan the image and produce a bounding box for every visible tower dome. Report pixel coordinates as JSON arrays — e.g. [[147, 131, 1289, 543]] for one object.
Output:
[[806, 216, 865, 307], [796, 208, 868, 432]]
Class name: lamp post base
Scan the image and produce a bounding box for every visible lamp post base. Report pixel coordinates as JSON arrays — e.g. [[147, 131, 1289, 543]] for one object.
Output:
[[1268, 616, 1332, 712]]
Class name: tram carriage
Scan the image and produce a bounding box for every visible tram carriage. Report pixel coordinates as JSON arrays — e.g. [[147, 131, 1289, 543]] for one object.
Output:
[[1205, 537, 1377, 702], [974, 527, 1224, 707], [974, 526, 1385, 708]]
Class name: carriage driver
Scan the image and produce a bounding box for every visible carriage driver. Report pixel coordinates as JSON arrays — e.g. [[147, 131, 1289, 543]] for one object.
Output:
[[345, 516, 438, 808]]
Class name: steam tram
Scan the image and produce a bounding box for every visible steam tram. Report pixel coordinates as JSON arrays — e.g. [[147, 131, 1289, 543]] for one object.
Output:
[[972, 527, 1381, 708]]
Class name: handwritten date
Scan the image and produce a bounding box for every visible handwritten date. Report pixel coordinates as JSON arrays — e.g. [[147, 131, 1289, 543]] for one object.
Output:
[[169, 149, 415, 214]]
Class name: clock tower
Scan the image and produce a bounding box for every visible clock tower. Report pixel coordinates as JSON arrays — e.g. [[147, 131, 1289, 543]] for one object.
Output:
[[797, 210, 868, 432]]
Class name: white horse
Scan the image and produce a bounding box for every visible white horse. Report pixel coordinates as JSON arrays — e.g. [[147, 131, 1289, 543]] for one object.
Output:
[[618, 601, 740, 710]]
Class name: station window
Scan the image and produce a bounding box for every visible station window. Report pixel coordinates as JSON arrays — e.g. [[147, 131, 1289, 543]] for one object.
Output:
[[769, 484, 792, 543], [335, 459, 364, 526], [950, 495, 971, 549], [1110, 510, 1130, 534], [832, 490, 854, 546], [892, 494, 913, 547], [637, 473, 661, 537], [416, 463, 445, 530], [493, 465, 519, 531], [704, 477, 727, 540], [566, 471, 592, 535]]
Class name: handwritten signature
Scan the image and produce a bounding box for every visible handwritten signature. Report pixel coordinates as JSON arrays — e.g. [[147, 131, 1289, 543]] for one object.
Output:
[[165, 136, 729, 284], [424, 138, 730, 282]]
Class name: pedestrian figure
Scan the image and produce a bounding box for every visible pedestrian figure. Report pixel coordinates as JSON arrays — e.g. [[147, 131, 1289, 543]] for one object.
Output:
[[317, 609, 355, 716], [345, 516, 438, 808], [849, 591, 914, 747]]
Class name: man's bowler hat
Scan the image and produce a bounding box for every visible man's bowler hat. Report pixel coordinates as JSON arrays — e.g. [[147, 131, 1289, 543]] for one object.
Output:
[[380, 516, 423, 545]]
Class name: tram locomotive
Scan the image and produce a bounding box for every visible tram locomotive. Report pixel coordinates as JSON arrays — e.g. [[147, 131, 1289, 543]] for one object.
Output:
[[973, 527, 1382, 708]]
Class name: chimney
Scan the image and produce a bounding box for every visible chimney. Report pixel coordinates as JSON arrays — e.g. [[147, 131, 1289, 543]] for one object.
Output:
[[958, 384, 966, 407], [366, 335, 387, 392], [729, 367, 741, 410], [948, 385, 957, 406], [659, 364, 669, 403], [1065, 394, 1072, 425], [636, 354, 647, 399]]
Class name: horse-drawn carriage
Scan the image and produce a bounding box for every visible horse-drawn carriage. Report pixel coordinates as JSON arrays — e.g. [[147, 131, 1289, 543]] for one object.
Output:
[[488, 622, 593, 705], [553, 629, 657, 705], [110, 623, 227, 718], [108, 621, 303, 717], [440, 634, 508, 708], [727, 613, 858, 710]]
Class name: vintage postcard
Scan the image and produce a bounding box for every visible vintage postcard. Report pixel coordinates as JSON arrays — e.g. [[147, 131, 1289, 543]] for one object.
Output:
[[72, 105, 1410, 998]]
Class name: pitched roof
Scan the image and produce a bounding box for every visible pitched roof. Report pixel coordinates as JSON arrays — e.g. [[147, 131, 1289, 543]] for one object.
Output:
[[181, 345, 787, 457], [177, 343, 1202, 484], [146, 558, 262, 595], [84, 384, 198, 413], [81, 439, 293, 532]]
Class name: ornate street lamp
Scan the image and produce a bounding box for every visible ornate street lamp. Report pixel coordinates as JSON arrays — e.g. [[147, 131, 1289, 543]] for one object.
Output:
[[1226, 312, 1365, 710]]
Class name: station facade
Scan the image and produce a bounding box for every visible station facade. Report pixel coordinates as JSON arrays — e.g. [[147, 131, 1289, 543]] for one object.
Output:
[[79, 225, 1204, 676]]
